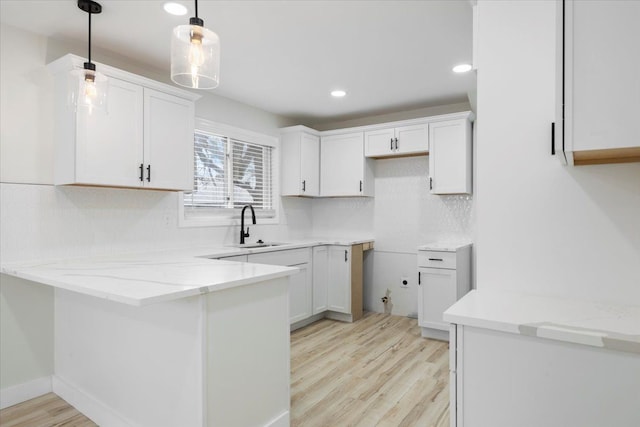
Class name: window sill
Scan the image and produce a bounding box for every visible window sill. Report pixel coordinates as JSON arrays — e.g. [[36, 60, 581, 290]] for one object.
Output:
[[178, 215, 280, 228]]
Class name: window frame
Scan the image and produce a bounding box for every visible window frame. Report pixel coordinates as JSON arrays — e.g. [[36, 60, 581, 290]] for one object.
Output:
[[179, 118, 280, 228]]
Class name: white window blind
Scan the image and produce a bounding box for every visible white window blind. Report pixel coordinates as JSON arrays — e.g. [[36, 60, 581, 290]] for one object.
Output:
[[184, 130, 274, 217]]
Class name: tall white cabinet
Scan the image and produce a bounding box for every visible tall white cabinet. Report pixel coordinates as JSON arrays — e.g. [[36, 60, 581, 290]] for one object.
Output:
[[417, 243, 471, 341], [555, 0, 640, 165], [48, 54, 199, 191]]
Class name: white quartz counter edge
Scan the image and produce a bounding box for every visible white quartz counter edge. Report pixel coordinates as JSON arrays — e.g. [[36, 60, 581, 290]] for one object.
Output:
[[444, 290, 640, 354], [0, 238, 374, 307], [417, 242, 472, 252]]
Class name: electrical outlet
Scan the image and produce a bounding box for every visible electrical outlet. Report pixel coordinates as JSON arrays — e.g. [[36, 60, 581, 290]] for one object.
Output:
[[400, 276, 409, 289]]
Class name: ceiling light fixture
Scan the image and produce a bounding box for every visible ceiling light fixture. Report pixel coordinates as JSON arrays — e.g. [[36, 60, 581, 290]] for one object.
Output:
[[170, 0, 220, 89], [69, 0, 107, 114], [164, 2, 187, 16], [331, 90, 346, 98], [452, 64, 472, 73]]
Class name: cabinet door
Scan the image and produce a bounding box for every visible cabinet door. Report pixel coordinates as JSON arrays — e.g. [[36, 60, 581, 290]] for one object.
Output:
[[327, 246, 351, 314], [321, 133, 364, 196], [289, 263, 312, 324], [564, 0, 640, 157], [429, 119, 471, 194], [312, 246, 328, 314], [418, 267, 457, 331], [143, 88, 195, 191], [75, 77, 143, 187], [299, 133, 320, 196], [395, 124, 428, 155], [364, 128, 395, 157]]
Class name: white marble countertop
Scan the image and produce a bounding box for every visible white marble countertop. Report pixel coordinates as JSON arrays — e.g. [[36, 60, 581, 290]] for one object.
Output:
[[418, 242, 472, 252], [0, 238, 374, 307], [444, 289, 640, 354]]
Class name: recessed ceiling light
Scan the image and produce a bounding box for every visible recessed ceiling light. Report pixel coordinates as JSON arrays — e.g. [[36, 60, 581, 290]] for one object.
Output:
[[164, 2, 187, 16], [452, 64, 473, 73], [331, 90, 346, 98]]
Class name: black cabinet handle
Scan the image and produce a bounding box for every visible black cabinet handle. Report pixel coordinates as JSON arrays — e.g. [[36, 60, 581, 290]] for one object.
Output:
[[302, 180, 306, 192], [146, 164, 151, 182], [344, 250, 348, 262], [139, 163, 144, 182], [390, 137, 393, 150], [429, 177, 433, 190], [359, 180, 363, 192], [551, 122, 556, 155], [419, 271, 421, 285], [394, 137, 398, 150], [428, 258, 444, 261]]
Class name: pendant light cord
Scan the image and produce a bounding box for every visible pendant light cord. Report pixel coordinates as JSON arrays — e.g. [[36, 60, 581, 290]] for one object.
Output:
[[195, 0, 198, 18], [87, 8, 92, 64]]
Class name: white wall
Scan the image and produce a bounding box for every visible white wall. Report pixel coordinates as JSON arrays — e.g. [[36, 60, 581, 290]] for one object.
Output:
[[475, 1, 640, 304], [312, 156, 474, 316]]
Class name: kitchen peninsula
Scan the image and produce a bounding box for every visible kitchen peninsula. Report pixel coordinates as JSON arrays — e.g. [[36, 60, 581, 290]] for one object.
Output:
[[2, 247, 300, 427]]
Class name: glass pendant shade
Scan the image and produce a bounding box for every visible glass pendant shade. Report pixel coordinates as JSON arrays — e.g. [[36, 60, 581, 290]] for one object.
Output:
[[171, 22, 220, 89], [69, 65, 108, 114]]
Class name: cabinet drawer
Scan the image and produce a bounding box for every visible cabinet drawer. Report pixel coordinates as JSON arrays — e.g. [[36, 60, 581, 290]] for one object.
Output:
[[248, 248, 310, 266], [417, 250, 456, 269]]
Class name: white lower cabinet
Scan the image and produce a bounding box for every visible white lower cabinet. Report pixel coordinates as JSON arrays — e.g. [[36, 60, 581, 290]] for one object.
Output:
[[417, 244, 471, 340], [327, 245, 352, 314], [288, 263, 313, 324], [312, 246, 328, 314], [223, 244, 366, 328], [248, 248, 312, 325]]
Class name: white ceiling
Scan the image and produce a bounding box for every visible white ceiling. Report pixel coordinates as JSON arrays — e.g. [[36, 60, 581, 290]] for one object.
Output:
[[0, 0, 475, 124]]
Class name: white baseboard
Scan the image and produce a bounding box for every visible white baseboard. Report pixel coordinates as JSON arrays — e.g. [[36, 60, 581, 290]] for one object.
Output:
[[52, 375, 135, 427], [421, 327, 449, 341], [0, 376, 52, 409], [265, 410, 290, 427], [325, 311, 353, 323]]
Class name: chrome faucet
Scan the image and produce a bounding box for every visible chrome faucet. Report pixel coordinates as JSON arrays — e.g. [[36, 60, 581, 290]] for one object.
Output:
[[240, 204, 256, 244]]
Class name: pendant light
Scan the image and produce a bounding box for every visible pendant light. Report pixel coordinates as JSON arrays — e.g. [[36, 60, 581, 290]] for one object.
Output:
[[171, 0, 220, 89], [69, 0, 107, 114]]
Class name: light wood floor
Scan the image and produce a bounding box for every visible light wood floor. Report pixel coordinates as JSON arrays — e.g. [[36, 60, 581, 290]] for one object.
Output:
[[0, 313, 449, 427], [291, 312, 449, 427], [0, 393, 96, 427]]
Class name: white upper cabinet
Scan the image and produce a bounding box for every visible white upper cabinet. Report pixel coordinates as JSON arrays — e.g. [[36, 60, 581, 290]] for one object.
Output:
[[280, 126, 320, 197], [143, 88, 195, 191], [556, 0, 640, 165], [48, 54, 199, 191], [321, 132, 374, 197], [72, 78, 144, 188], [364, 123, 428, 158], [429, 115, 473, 195]]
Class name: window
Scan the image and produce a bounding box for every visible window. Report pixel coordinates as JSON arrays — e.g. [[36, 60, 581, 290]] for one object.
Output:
[[180, 119, 279, 226]]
